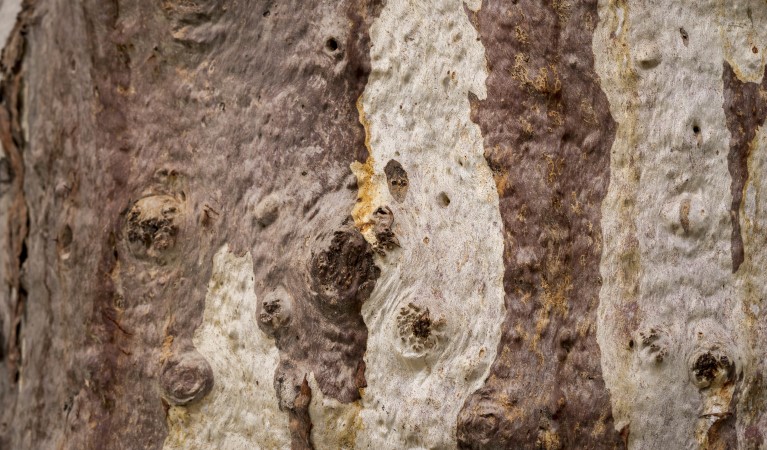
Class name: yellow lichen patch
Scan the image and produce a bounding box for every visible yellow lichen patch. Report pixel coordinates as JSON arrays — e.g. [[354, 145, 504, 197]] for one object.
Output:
[[591, 411, 608, 438], [511, 54, 562, 96], [307, 373, 364, 450], [545, 154, 564, 183], [580, 99, 598, 126], [536, 428, 562, 450], [552, 0, 571, 22], [489, 150, 511, 194], [570, 191, 583, 215], [520, 117, 534, 136], [547, 109, 564, 127], [164, 406, 192, 447], [161, 334, 174, 363], [516, 204, 528, 223], [533, 67, 550, 92], [511, 53, 530, 85], [351, 95, 381, 242], [514, 25, 529, 44]]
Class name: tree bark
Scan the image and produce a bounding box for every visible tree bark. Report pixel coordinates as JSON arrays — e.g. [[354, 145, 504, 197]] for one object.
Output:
[[1, 1, 767, 449]]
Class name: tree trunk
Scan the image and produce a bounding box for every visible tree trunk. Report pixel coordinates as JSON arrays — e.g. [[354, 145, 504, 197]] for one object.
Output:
[[1, 0, 766, 449]]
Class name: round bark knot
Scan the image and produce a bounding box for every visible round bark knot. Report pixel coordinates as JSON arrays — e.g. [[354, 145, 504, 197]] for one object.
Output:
[[371, 206, 400, 255], [257, 287, 293, 337], [160, 352, 213, 406], [126, 195, 184, 263], [384, 159, 408, 202], [396, 302, 445, 358], [310, 221, 380, 311], [635, 41, 662, 69], [690, 348, 735, 390], [253, 193, 281, 228]]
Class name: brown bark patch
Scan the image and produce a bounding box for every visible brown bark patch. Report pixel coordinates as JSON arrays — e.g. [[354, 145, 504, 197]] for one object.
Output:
[[0, 0, 384, 447], [722, 61, 767, 273], [457, 1, 623, 447]]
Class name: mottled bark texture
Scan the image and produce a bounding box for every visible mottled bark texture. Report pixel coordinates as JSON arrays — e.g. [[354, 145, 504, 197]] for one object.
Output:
[[0, 0, 380, 448], [2, 0, 767, 449], [457, 1, 623, 448], [725, 62, 767, 448]]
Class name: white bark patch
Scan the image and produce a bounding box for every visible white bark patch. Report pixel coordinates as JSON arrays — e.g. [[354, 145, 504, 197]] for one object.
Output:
[[594, 1, 765, 448], [720, 0, 767, 83], [0, 0, 21, 343], [0, 0, 21, 62], [163, 245, 290, 450], [350, 0, 505, 448]]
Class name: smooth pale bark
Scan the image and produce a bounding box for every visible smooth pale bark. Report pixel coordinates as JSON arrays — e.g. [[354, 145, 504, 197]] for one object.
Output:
[[0, 1, 766, 449]]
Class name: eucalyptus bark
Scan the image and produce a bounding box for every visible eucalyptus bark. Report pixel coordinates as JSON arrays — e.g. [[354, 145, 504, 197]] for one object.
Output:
[[1, 1, 767, 449]]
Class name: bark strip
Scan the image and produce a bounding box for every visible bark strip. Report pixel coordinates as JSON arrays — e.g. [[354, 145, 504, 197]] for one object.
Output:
[[458, 1, 624, 447], [723, 61, 767, 273]]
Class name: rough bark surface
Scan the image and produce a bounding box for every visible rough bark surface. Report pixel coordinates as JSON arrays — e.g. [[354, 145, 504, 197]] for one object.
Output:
[[1, 0, 767, 449], [457, 1, 623, 448]]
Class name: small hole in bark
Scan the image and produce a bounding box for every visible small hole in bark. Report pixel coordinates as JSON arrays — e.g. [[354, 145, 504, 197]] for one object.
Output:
[[412, 309, 431, 339], [693, 125, 700, 134], [384, 159, 408, 202], [753, 46, 759, 54], [629, 339, 634, 349], [680, 28, 689, 46], [20, 241, 27, 264], [58, 225, 73, 250], [437, 192, 450, 208], [325, 38, 338, 52], [263, 10, 270, 17]]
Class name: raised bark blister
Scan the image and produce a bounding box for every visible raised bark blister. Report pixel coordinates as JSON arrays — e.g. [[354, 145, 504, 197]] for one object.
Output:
[[126, 194, 184, 264], [260, 218, 380, 418], [160, 351, 214, 406]]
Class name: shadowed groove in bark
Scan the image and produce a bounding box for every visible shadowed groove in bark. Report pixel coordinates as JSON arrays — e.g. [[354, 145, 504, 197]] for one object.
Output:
[[0, 1, 32, 446]]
